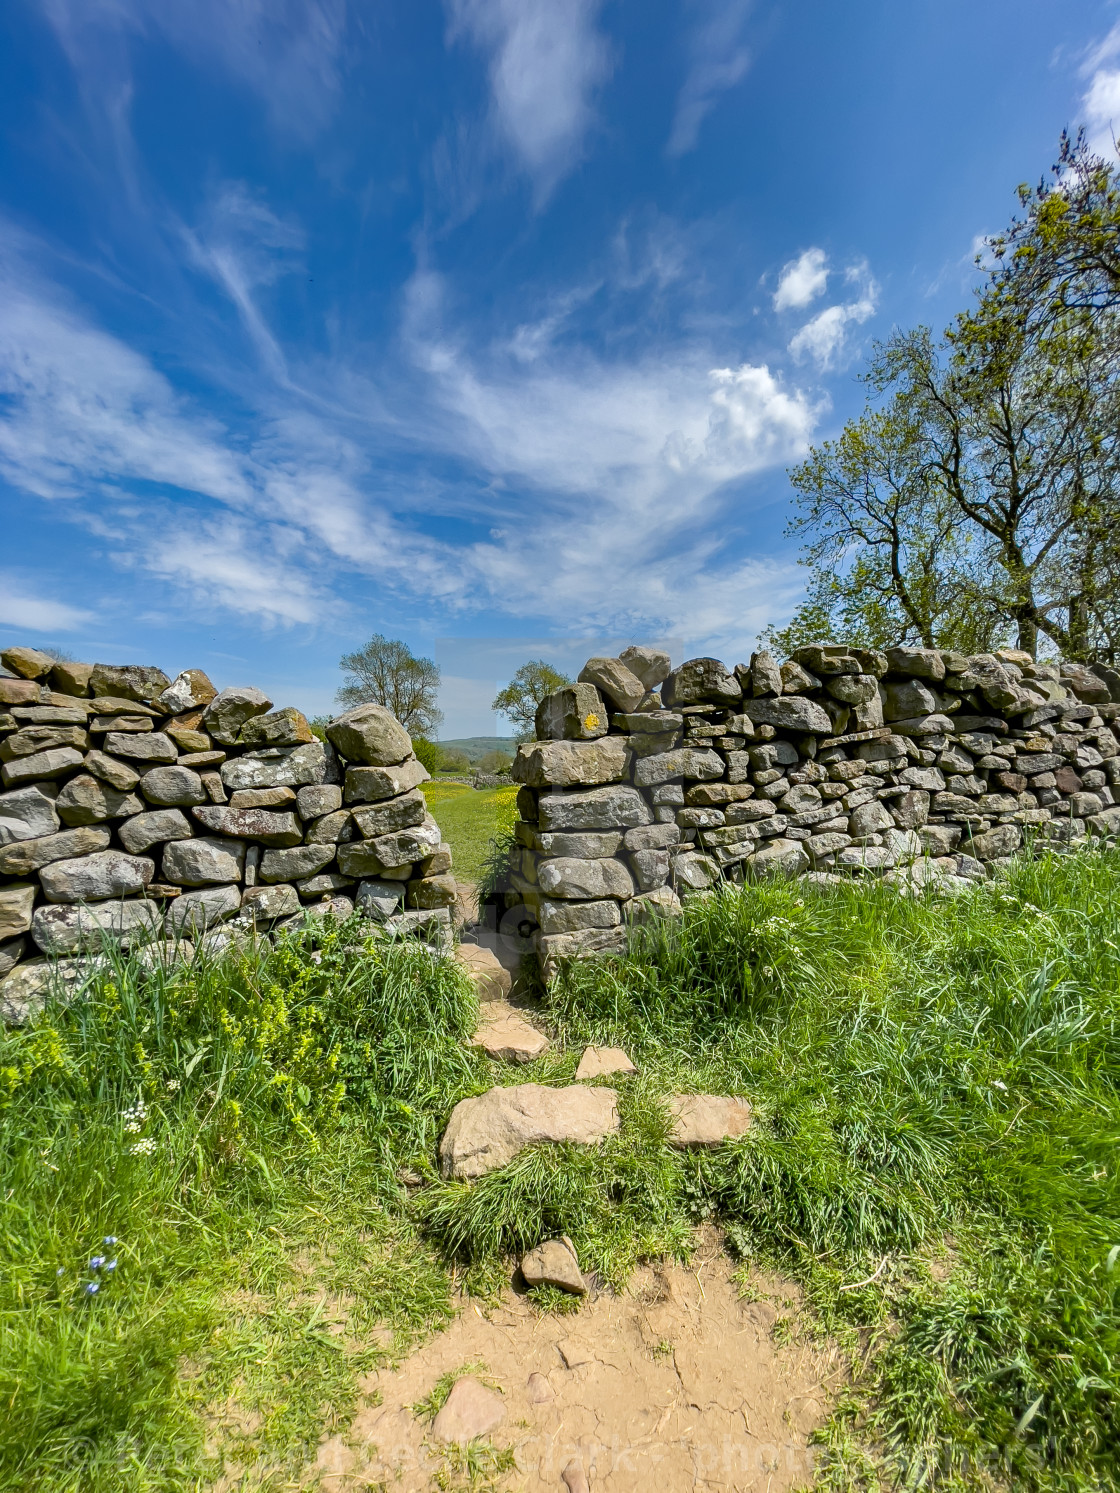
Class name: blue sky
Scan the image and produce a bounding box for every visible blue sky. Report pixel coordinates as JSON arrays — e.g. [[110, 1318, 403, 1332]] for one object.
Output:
[[2, 0, 1119, 735]]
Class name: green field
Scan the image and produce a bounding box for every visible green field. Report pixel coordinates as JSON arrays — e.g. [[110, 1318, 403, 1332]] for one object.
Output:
[[2, 850, 1120, 1490], [420, 780, 519, 883]]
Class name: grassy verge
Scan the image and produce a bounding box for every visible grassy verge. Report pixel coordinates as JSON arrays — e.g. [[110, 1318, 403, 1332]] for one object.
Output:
[[420, 782, 520, 883], [2, 848, 1119, 1490]]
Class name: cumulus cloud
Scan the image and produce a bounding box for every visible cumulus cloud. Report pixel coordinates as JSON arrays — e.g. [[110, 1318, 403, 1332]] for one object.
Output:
[[667, 0, 752, 158], [445, 0, 612, 198], [773, 247, 829, 311], [1081, 25, 1120, 158], [787, 262, 878, 371]]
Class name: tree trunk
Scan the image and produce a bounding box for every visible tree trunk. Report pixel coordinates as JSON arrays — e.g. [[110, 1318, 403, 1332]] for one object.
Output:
[[1016, 615, 1038, 658]]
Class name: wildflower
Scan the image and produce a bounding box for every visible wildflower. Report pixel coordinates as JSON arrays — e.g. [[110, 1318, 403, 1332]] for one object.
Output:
[[102, 1237, 118, 1246], [104, 1259, 118, 1272], [84, 1281, 99, 1296], [129, 1138, 157, 1156], [88, 1256, 105, 1271], [165, 1079, 180, 1093], [56, 1267, 65, 1278]]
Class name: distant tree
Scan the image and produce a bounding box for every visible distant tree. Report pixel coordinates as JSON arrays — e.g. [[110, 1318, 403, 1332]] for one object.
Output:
[[477, 749, 513, 774], [337, 634, 443, 735], [439, 747, 471, 772], [492, 660, 572, 742], [410, 736, 443, 775], [308, 716, 331, 742]]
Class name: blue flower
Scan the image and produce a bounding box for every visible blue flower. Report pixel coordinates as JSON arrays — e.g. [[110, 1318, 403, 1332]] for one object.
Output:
[[84, 1281, 99, 1296], [102, 1237, 118, 1246], [88, 1256, 105, 1271], [104, 1260, 118, 1272]]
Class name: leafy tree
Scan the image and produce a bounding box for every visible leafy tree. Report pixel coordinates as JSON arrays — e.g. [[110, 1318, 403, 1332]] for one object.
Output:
[[476, 749, 513, 774], [337, 634, 443, 735], [491, 660, 572, 741], [410, 736, 443, 775], [776, 138, 1120, 662]]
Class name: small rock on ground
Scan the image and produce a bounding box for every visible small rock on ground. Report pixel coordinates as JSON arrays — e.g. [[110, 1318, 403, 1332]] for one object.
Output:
[[667, 1094, 752, 1148], [562, 1460, 591, 1493], [472, 1004, 549, 1063], [430, 1377, 506, 1445], [526, 1371, 553, 1403], [574, 1045, 636, 1080], [455, 941, 512, 1001], [521, 1237, 586, 1295], [440, 1083, 620, 1180]]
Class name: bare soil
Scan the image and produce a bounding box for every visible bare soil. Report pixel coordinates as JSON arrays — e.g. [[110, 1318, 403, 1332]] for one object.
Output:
[[310, 1233, 842, 1491]]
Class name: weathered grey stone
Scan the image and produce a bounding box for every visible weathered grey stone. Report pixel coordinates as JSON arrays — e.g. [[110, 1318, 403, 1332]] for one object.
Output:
[[538, 856, 634, 900], [883, 828, 923, 862], [537, 926, 628, 975], [745, 838, 809, 878], [618, 645, 672, 689], [662, 657, 741, 708], [241, 883, 301, 921], [407, 873, 457, 909], [192, 805, 302, 846], [439, 1082, 620, 1179], [512, 737, 630, 789], [202, 685, 273, 746], [879, 680, 938, 721], [355, 878, 407, 920], [82, 749, 141, 791], [295, 871, 353, 896], [367, 821, 442, 867], [306, 808, 355, 845], [577, 657, 646, 712], [521, 1237, 586, 1294], [0, 785, 60, 846], [779, 784, 823, 815], [296, 784, 342, 820], [56, 775, 142, 825], [899, 765, 946, 791], [630, 847, 670, 890], [0, 883, 36, 940], [537, 785, 652, 832], [2, 645, 55, 679], [342, 758, 429, 803], [848, 800, 895, 837], [91, 714, 153, 734], [632, 747, 722, 787], [139, 766, 206, 806], [740, 697, 832, 734], [104, 731, 177, 764], [666, 1094, 752, 1148], [919, 824, 962, 855], [166, 726, 211, 754], [538, 897, 622, 934], [623, 822, 680, 851], [0, 678, 40, 706], [158, 669, 217, 714], [791, 645, 859, 676], [259, 845, 335, 882], [337, 841, 388, 877], [325, 704, 411, 766], [39, 849, 154, 904], [885, 647, 946, 681], [222, 741, 338, 793], [827, 673, 879, 705], [90, 663, 170, 705], [673, 850, 721, 889], [48, 661, 92, 697], [891, 790, 930, 829], [0, 724, 89, 762], [163, 836, 246, 886], [238, 707, 313, 748], [838, 845, 896, 871], [1060, 662, 1112, 704], [743, 649, 781, 698], [431, 1378, 507, 1445], [531, 829, 624, 857], [614, 710, 684, 733], [966, 824, 1022, 860], [0, 746, 85, 788], [536, 683, 609, 741], [807, 830, 852, 859], [228, 786, 297, 810], [31, 898, 161, 956], [166, 884, 241, 934], [350, 788, 426, 839], [0, 825, 110, 876], [118, 809, 193, 855], [0, 934, 27, 978]]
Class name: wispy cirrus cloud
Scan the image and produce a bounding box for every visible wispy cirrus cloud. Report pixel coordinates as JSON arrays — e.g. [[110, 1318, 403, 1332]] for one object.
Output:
[[0, 576, 93, 632], [787, 261, 878, 371], [667, 0, 752, 158], [444, 0, 613, 200]]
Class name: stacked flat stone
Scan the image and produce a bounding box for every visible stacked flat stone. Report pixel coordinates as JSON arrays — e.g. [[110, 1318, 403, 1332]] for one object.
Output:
[[511, 643, 1120, 975], [0, 647, 456, 1003]]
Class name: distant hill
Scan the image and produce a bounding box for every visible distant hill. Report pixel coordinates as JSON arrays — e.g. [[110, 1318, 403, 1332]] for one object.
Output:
[[439, 736, 518, 764]]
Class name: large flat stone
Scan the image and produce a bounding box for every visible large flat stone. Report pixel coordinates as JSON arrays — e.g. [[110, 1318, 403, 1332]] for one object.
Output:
[[633, 748, 722, 787], [39, 849, 154, 903], [103, 731, 177, 763], [511, 738, 630, 789], [83, 749, 141, 791], [118, 809, 193, 854], [192, 805, 302, 846], [0, 825, 110, 876], [342, 758, 429, 803], [538, 857, 634, 901], [220, 741, 337, 791], [666, 1094, 752, 1148], [538, 897, 621, 934], [241, 883, 301, 921], [31, 898, 162, 956], [740, 697, 832, 734], [439, 1082, 620, 1179], [139, 766, 206, 806], [537, 785, 652, 832], [431, 1379, 506, 1446], [238, 707, 313, 748], [2, 645, 54, 679], [202, 685, 273, 745], [56, 775, 142, 825], [259, 845, 335, 882], [162, 836, 246, 886], [575, 1045, 636, 1080], [1, 746, 85, 788], [472, 1004, 550, 1062], [89, 663, 170, 705], [454, 942, 511, 1000], [325, 704, 412, 766], [367, 821, 441, 866], [0, 724, 89, 761], [0, 785, 60, 846], [350, 788, 426, 839]]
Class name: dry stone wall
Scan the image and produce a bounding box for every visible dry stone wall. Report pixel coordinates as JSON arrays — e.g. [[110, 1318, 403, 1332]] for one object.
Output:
[[0, 646, 457, 1015], [510, 643, 1120, 976]]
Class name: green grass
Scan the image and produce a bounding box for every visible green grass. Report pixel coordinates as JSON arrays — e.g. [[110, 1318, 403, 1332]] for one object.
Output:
[[4, 848, 1120, 1490], [420, 782, 520, 883]]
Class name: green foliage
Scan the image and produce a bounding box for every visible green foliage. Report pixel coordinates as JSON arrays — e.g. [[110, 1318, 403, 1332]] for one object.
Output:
[[475, 748, 512, 774], [491, 660, 572, 742], [308, 714, 331, 741], [337, 634, 443, 735], [411, 734, 443, 774], [420, 782, 520, 883]]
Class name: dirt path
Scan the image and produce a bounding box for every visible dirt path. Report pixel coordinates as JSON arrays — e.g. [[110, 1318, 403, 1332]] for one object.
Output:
[[312, 1235, 842, 1491]]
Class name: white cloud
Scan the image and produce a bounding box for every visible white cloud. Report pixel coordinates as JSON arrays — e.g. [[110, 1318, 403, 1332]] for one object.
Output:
[[40, 0, 346, 138], [667, 0, 752, 158], [787, 263, 878, 371], [445, 0, 612, 197], [1082, 25, 1120, 158], [773, 248, 829, 311], [0, 580, 93, 632]]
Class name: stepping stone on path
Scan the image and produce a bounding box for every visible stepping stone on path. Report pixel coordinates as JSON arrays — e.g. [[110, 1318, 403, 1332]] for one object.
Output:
[[455, 943, 512, 1001], [430, 1378, 506, 1445], [563, 1461, 591, 1493], [521, 1236, 587, 1295], [439, 1083, 620, 1179], [472, 1003, 549, 1063], [575, 1045, 636, 1080], [666, 1094, 752, 1149]]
